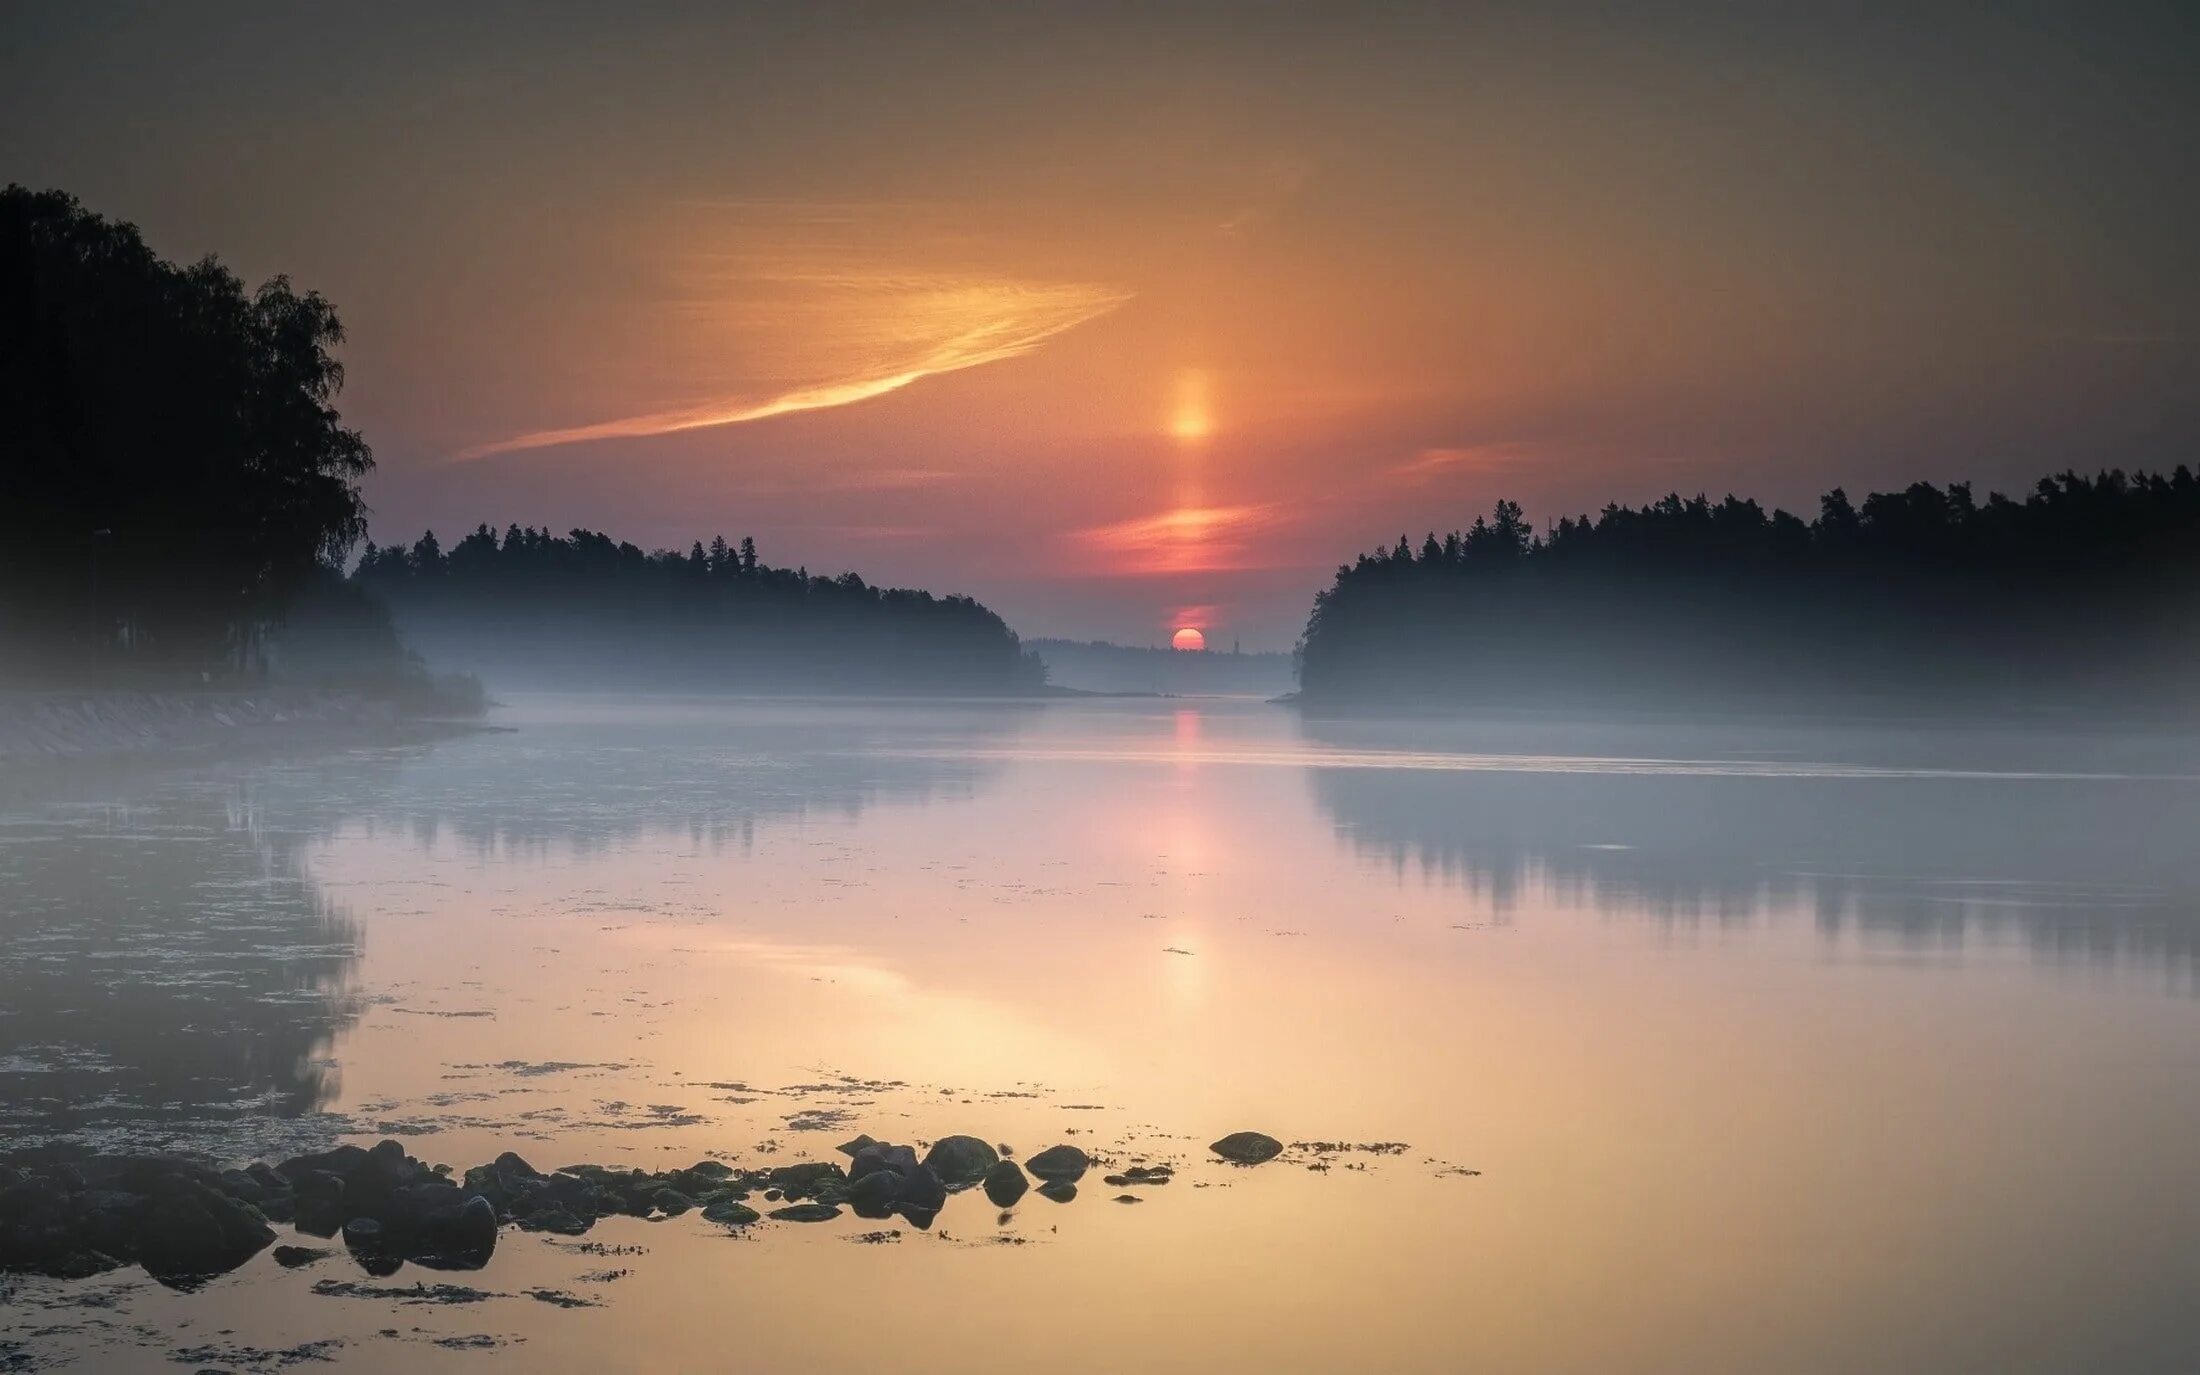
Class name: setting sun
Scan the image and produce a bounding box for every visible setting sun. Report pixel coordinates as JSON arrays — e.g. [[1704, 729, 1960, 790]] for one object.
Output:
[[1171, 627, 1206, 651], [1168, 369, 1212, 442]]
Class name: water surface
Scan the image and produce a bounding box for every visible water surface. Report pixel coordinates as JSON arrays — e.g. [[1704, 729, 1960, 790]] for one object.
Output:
[[4, 697, 2197, 1372]]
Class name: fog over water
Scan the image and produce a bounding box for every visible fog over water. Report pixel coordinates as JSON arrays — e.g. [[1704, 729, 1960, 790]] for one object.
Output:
[[4, 696, 2197, 1373]]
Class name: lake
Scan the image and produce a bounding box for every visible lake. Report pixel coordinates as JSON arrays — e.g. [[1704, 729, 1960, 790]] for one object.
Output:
[[4, 695, 2198, 1373]]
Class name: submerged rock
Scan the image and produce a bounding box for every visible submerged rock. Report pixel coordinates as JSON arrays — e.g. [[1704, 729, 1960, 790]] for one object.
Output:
[[981, 1160, 1029, 1207], [1210, 1132, 1284, 1165], [1103, 1165, 1174, 1187], [768, 1202, 842, 1223], [700, 1198, 760, 1228], [1023, 1145, 1090, 1183], [1035, 1180, 1079, 1204]]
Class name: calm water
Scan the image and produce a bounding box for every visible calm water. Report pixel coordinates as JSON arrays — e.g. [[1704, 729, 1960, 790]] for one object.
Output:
[[4, 696, 2199, 1372]]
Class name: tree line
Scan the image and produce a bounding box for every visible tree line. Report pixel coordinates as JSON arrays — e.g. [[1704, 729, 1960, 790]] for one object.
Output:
[[2, 185, 373, 683], [1295, 469, 2200, 713], [1, 186, 1042, 699], [352, 525, 1047, 694]]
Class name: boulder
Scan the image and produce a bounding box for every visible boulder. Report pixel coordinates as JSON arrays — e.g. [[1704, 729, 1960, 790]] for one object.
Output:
[[276, 1145, 369, 1185], [846, 1169, 903, 1217], [1023, 1145, 1090, 1182], [416, 1195, 498, 1268], [290, 1170, 345, 1237], [1209, 1132, 1284, 1165], [847, 1144, 920, 1183], [137, 1178, 275, 1285], [896, 1166, 946, 1213], [491, 1151, 543, 1181], [341, 1215, 386, 1250], [981, 1160, 1029, 1208], [921, 1136, 999, 1185]]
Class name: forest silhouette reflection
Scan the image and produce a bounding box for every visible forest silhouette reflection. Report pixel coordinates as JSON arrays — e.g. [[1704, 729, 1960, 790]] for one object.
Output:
[[0, 698, 1028, 1151], [1301, 714, 2200, 985]]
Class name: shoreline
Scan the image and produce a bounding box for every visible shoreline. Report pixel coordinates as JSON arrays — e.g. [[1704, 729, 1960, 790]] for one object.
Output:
[[0, 689, 487, 766]]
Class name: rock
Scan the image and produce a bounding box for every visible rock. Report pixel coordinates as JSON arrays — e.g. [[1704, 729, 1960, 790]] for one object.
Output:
[[342, 1216, 386, 1249], [1210, 1132, 1284, 1165], [700, 1198, 760, 1228], [847, 1144, 919, 1183], [289, 1170, 345, 1237], [650, 1189, 694, 1217], [1113, 1194, 1143, 1204], [272, 1245, 330, 1269], [276, 1145, 369, 1185], [765, 1162, 846, 1199], [491, 1151, 543, 1180], [981, 1160, 1029, 1207], [836, 1135, 878, 1158], [1103, 1165, 1174, 1187], [1024, 1145, 1090, 1182], [896, 1166, 946, 1213], [894, 1203, 939, 1230], [1035, 1180, 1078, 1204], [768, 1203, 841, 1223], [921, 1135, 999, 1184], [516, 1206, 590, 1235], [414, 1195, 498, 1269], [686, 1160, 733, 1180], [136, 1178, 275, 1285], [72, 1188, 144, 1259], [846, 1170, 903, 1217]]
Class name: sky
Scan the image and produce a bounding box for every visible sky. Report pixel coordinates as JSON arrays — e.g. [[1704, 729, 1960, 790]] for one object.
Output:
[[6, 2, 2196, 647]]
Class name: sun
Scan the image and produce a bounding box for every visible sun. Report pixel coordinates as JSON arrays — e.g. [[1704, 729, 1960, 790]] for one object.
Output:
[[1168, 369, 1211, 441], [1172, 627, 1207, 651]]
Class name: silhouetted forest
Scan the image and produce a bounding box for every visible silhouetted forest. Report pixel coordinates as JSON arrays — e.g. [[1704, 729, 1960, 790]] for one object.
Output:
[[1297, 471, 2200, 713], [353, 526, 1047, 694], [1, 187, 1037, 701], [1, 186, 375, 684]]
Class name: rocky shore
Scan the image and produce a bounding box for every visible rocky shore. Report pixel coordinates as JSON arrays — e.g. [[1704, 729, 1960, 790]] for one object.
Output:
[[0, 1131, 1289, 1288]]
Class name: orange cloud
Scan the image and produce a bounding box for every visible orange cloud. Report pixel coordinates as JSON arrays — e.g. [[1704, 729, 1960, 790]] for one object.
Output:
[[458, 277, 1125, 460], [1074, 504, 1286, 575]]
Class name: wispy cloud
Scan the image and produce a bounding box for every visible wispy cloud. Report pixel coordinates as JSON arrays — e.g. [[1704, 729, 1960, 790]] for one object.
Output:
[[456, 205, 1128, 461], [1388, 442, 1535, 483], [1074, 504, 1286, 575]]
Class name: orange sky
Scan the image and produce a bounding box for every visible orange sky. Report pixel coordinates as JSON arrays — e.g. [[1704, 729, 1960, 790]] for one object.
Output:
[[6, 4, 2194, 644]]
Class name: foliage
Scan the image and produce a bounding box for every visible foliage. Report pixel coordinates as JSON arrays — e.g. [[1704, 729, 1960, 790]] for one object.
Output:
[[1296, 470, 2200, 712], [0, 185, 372, 680], [354, 525, 1048, 694]]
